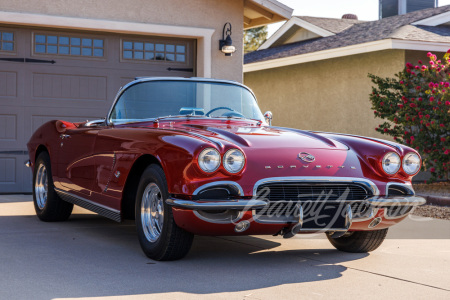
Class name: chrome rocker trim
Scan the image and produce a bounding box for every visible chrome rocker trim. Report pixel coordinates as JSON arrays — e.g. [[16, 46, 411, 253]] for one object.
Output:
[[166, 198, 267, 210], [55, 188, 121, 222]]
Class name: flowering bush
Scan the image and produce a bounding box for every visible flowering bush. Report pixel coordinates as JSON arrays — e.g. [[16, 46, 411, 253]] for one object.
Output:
[[368, 51, 449, 182]]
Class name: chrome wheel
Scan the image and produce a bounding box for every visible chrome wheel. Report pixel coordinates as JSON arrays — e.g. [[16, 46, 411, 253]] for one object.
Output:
[[141, 182, 164, 242], [35, 164, 48, 210]]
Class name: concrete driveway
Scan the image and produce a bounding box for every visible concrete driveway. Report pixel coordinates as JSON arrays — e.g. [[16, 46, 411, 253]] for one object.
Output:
[[1, 194, 449, 300]]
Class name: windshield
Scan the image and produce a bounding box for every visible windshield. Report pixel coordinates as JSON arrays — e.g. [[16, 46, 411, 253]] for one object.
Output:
[[109, 80, 264, 123]]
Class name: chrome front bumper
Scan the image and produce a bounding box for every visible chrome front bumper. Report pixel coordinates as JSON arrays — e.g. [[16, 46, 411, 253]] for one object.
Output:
[[167, 178, 426, 235], [166, 198, 267, 210], [365, 195, 426, 207], [166, 195, 426, 210]]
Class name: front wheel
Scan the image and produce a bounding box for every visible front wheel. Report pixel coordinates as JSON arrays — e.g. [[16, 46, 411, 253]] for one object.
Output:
[[32, 151, 73, 221], [135, 164, 193, 261], [327, 229, 388, 253]]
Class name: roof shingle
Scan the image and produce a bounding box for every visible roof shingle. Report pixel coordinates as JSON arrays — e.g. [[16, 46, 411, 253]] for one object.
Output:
[[245, 5, 450, 64], [298, 16, 364, 34]]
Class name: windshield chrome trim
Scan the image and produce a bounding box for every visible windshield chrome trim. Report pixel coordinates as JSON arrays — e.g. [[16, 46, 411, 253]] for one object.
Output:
[[106, 77, 259, 126]]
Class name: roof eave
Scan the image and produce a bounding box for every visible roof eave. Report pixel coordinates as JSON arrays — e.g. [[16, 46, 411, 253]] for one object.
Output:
[[244, 0, 293, 29], [244, 39, 450, 73], [259, 17, 335, 50]]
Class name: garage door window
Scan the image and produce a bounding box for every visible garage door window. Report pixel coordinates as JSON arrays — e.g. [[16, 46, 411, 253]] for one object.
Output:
[[0, 31, 14, 52], [122, 40, 186, 62], [34, 33, 104, 57]]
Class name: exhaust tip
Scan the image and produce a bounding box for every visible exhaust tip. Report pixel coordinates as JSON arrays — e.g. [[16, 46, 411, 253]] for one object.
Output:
[[369, 217, 382, 228], [234, 220, 250, 233]]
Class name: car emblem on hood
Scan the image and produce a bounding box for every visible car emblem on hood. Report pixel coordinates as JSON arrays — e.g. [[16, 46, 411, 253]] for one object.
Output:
[[299, 152, 315, 163]]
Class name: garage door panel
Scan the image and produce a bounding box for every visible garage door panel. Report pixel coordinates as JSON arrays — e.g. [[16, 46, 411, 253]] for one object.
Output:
[[0, 71, 17, 98], [0, 106, 23, 149], [0, 153, 30, 193], [32, 73, 107, 101], [0, 114, 17, 141], [0, 157, 16, 184]]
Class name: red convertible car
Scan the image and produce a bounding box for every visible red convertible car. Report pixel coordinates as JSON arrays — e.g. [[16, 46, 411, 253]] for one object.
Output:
[[27, 77, 425, 260]]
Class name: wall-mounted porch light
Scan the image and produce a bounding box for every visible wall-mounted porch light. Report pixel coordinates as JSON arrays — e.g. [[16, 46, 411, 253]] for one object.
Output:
[[219, 22, 236, 56]]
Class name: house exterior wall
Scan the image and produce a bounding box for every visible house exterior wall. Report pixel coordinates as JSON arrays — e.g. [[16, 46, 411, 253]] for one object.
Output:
[[405, 50, 446, 65], [244, 49, 406, 138], [0, 0, 244, 82]]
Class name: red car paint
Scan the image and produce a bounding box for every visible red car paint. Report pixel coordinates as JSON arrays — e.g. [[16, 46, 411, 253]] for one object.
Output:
[[27, 78, 423, 237], [27, 116, 419, 235]]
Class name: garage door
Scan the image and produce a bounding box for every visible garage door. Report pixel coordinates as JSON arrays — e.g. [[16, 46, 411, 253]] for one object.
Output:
[[0, 26, 196, 193]]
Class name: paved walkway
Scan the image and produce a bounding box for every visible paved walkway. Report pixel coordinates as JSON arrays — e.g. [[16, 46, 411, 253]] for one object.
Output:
[[0, 194, 449, 300]]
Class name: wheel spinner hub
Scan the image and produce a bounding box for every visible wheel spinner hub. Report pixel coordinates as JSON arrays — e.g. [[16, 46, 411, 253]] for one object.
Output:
[[141, 182, 164, 242]]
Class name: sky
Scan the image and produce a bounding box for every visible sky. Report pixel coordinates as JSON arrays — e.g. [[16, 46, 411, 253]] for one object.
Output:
[[268, 0, 450, 36]]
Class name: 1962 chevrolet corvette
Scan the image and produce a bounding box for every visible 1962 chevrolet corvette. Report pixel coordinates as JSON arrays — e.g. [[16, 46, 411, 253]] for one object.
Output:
[[26, 77, 425, 260]]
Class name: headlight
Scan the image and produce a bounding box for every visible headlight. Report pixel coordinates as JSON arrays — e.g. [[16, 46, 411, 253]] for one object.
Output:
[[198, 148, 221, 173], [403, 153, 421, 175], [223, 149, 245, 173], [382, 152, 401, 175]]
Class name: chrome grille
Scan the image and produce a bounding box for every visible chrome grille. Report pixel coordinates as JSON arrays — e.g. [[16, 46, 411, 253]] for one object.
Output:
[[255, 183, 371, 202]]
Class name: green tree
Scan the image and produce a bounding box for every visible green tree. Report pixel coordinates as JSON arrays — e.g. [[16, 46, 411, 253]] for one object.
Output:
[[368, 51, 450, 182], [244, 26, 268, 53]]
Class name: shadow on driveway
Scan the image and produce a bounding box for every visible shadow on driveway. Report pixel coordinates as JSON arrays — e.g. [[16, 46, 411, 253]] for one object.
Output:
[[0, 211, 368, 299]]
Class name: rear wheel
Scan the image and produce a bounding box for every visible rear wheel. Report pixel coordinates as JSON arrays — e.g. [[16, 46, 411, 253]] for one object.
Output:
[[326, 229, 388, 253], [33, 151, 73, 221], [135, 164, 193, 261]]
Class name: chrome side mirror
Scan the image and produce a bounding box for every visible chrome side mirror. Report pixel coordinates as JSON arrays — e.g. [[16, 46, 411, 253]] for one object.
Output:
[[264, 111, 273, 126]]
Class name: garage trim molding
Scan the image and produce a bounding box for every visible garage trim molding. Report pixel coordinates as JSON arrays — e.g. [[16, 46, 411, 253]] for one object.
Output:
[[0, 11, 214, 77]]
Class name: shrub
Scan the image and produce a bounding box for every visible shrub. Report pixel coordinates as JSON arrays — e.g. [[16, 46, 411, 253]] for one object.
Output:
[[368, 51, 449, 182]]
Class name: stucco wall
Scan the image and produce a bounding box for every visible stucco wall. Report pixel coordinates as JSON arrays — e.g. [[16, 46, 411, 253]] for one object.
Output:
[[405, 50, 446, 66], [0, 0, 244, 82], [244, 50, 406, 138]]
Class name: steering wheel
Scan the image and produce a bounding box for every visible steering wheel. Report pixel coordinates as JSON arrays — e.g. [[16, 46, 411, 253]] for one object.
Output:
[[205, 106, 234, 117]]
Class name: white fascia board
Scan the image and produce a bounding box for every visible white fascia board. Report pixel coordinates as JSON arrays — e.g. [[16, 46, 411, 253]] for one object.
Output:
[[249, 0, 293, 20], [411, 11, 450, 26], [260, 17, 334, 50], [0, 11, 214, 77], [259, 18, 296, 50], [391, 39, 450, 52], [245, 38, 450, 73], [244, 39, 393, 72]]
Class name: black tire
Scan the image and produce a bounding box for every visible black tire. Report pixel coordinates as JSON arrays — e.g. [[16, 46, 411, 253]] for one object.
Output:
[[327, 229, 388, 253], [135, 164, 194, 261], [32, 151, 73, 222]]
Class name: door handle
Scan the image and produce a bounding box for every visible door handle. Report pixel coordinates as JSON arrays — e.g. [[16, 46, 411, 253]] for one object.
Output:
[[60, 134, 71, 139]]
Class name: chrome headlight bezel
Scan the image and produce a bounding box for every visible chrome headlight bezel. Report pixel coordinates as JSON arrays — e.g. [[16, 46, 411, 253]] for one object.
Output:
[[382, 152, 401, 175], [198, 148, 221, 173], [402, 152, 421, 175], [223, 149, 246, 174]]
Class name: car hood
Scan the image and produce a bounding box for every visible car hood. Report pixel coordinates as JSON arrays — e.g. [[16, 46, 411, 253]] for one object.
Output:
[[157, 122, 349, 150]]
